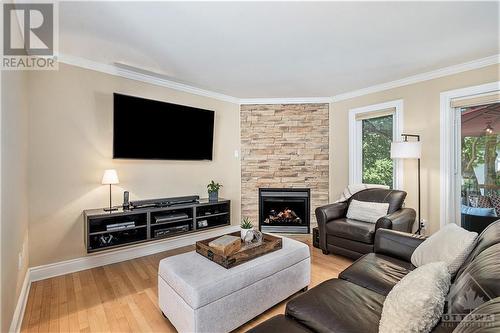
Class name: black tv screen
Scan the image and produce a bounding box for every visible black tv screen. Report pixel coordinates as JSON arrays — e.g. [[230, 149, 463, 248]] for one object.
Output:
[[113, 93, 215, 160]]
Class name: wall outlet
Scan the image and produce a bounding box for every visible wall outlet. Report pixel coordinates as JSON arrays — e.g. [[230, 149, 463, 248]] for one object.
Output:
[[419, 219, 427, 235]]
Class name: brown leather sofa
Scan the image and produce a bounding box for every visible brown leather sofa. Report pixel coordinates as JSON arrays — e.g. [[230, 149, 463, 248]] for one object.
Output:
[[247, 221, 500, 333], [316, 188, 416, 259]]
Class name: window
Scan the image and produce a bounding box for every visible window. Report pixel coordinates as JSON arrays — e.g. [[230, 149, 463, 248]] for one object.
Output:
[[349, 100, 403, 189], [361, 115, 394, 187]]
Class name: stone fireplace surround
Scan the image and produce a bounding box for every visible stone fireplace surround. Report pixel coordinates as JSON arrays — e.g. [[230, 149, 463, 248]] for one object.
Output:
[[240, 103, 329, 230]]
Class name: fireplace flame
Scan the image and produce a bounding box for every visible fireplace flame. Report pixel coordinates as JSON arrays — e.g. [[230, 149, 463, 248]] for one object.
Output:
[[264, 208, 302, 224]]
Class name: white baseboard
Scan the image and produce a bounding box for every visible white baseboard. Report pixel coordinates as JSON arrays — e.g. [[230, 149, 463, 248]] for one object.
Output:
[[30, 225, 240, 282], [9, 271, 31, 333], [9, 225, 239, 331]]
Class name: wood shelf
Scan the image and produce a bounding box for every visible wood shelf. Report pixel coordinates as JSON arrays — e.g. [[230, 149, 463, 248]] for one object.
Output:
[[151, 217, 194, 227], [84, 198, 230, 253], [87, 238, 149, 253], [195, 212, 229, 219], [89, 225, 147, 236], [194, 223, 232, 232]]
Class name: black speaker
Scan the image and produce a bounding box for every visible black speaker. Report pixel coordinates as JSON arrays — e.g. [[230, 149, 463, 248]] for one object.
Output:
[[313, 227, 320, 248], [123, 191, 130, 209]]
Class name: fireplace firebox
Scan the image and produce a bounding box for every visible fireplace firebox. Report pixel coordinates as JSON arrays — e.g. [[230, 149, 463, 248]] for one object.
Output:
[[259, 188, 310, 234]]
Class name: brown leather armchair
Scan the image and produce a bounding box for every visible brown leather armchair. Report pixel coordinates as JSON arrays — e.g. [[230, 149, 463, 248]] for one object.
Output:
[[315, 188, 416, 259]]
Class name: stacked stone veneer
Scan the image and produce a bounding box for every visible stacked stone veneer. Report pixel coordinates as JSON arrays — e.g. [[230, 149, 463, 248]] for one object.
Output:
[[240, 103, 329, 228]]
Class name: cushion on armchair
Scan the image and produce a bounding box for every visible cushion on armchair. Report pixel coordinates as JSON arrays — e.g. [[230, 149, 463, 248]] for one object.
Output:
[[469, 195, 493, 208], [461, 204, 497, 217], [326, 218, 376, 243], [346, 199, 390, 223], [490, 194, 500, 215], [349, 189, 406, 214]]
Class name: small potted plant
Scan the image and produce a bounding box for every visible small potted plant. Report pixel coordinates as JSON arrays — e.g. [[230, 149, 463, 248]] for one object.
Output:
[[240, 217, 254, 240], [207, 180, 222, 202]]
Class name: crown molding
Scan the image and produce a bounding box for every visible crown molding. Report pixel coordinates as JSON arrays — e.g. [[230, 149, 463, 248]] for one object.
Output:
[[58, 53, 499, 105], [332, 54, 500, 102], [57, 54, 240, 104], [57, 54, 332, 105], [239, 97, 333, 105]]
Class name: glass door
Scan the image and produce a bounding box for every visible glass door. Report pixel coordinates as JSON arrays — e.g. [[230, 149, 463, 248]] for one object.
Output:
[[459, 102, 500, 229]]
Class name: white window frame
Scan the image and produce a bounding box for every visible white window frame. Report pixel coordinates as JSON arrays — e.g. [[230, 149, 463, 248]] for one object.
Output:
[[348, 99, 404, 189], [439, 81, 500, 228]]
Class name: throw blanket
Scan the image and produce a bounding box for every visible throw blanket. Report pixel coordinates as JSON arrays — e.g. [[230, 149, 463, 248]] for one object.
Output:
[[336, 184, 390, 202]]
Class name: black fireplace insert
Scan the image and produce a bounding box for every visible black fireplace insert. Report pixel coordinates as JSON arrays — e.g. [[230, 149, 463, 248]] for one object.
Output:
[[259, 188, 310, 234]]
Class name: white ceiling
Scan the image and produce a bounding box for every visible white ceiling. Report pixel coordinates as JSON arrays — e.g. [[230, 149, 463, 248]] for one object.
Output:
[[59, 1, 499, 98]]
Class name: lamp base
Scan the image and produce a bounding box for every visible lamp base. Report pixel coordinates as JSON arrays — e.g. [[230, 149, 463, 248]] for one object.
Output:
[[104, 207, 118, 212]]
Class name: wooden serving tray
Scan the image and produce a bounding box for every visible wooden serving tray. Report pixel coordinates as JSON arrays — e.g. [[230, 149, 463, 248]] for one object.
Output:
[[196, 232, 282, 269]]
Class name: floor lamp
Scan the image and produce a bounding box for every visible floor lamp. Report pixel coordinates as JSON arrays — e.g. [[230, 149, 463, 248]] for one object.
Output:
[[391, 134, 422, 234]]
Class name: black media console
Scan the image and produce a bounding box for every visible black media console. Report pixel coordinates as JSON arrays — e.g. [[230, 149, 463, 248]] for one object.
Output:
[[83, 198, 230, 253]]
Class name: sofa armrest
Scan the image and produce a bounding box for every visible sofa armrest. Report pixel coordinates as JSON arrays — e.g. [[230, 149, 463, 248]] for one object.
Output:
[[315, 202, 348, 250], [374, 229, 426, 262], [375, 208, 416, 232]]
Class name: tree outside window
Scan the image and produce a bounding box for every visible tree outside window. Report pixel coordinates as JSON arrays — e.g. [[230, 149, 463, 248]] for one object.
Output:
[[361, 115, 394, 187]]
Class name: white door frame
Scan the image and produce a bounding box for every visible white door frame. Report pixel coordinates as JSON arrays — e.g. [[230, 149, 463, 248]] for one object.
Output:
[[0, 68, 3, 319], [348, 99, 404, 189], [439, 81, 500, 228]]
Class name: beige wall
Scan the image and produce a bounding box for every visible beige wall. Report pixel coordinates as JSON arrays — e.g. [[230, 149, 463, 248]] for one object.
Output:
[[330, 64, 500, 235], [27, 63, 241, 267], [6, 58, 499, 275], [1, 70, 30, 333]]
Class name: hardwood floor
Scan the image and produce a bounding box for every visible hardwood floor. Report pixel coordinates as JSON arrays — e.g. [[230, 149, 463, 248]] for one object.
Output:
[[21, 236, 352, 333]]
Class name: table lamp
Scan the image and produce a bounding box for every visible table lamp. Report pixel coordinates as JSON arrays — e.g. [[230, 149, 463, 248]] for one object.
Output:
[[391, 134, 422, 234], [102, 169, 119, 212]]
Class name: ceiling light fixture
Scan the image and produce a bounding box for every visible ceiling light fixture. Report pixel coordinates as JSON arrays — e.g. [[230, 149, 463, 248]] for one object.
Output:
[[485, 123, 494, 134]]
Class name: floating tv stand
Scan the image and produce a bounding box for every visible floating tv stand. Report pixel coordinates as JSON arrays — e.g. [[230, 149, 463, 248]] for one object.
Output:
[[83, 198, 230, 253]]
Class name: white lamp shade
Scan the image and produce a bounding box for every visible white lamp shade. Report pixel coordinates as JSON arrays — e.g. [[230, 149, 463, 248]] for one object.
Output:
[[391, 141, 422, 159], [101, 169, 119, 185]]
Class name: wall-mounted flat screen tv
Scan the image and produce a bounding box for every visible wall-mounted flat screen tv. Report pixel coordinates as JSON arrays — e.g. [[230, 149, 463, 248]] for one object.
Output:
[[113, 93, 215, 160]]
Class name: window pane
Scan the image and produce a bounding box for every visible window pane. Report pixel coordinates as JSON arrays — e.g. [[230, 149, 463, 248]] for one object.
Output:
[[361, 115, 394, 187], [460, 102, 500, 215]]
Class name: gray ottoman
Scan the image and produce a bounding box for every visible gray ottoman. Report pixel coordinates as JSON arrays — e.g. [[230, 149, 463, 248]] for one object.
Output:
[[158, 236, 310, 333]]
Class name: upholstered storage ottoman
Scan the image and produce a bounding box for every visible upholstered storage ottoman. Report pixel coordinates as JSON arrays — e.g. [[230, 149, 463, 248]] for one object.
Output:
[[158, 236, 310, 333]]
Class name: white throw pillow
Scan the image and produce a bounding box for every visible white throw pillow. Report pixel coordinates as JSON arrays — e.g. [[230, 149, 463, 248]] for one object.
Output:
[[411, 223, 477, 275], [346, 199, 389, 223], [379, 262, 451, 333]]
